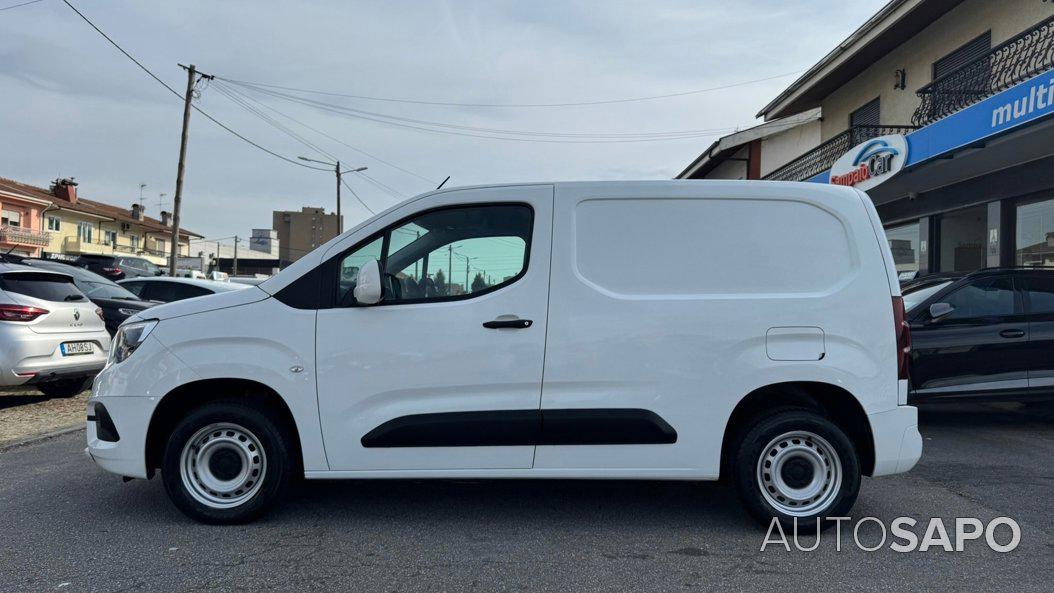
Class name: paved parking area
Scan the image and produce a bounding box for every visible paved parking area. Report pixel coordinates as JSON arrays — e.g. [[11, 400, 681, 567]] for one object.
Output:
[[0, 401, 1051, 592]]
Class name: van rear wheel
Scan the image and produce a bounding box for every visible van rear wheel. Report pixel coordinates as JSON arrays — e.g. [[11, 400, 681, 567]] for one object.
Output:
[[731, 409, 860, 529], [161, 400, 293, 524]]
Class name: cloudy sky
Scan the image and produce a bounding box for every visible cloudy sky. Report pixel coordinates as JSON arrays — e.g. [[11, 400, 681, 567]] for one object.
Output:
[[0, 0, 888, 245]]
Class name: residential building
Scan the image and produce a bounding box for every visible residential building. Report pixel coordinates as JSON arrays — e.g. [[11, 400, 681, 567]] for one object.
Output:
[[0, 183, 52, 257], [0, 177, 202, 265], [273, 207, 342, 266], [679, 0, 1054, 278]]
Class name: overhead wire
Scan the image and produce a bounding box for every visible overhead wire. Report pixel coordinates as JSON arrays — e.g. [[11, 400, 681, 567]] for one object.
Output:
[[216, 70, 803, 109], [0, 0, 45, 12], [213, 81, 438, 186], [222, 83, 739, 143], [59, 0, 329, 172]]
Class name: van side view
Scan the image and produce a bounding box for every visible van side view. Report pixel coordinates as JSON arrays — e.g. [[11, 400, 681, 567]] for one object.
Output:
[[86, 181, 921, 526]]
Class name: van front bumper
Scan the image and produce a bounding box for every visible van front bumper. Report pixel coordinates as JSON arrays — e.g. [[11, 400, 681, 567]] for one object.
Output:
[[86, 396, 157, 479], [868, 405, 922, 476]]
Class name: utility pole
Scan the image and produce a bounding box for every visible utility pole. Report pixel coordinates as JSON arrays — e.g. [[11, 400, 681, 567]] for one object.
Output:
[[169, 63, 214, 276], [447, 245, 453, 295], [233, 236, 240, 276], [335, 160, 342, 233]]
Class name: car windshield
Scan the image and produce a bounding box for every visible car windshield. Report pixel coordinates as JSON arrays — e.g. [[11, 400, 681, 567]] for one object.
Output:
[[903, 281, 953, 311]]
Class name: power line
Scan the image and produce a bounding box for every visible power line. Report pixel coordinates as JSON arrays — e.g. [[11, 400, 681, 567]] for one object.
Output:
[[0, 0, 45, 12], [212, 81, 339, 163], [225, 82, 737, 142], [59, 0, 329, 171], [217, 70, 804, 108], [223, 85, 733, 144], [357, 171, 405, 200], [213, 80, 436, 186], [339, 178, 377, 216]]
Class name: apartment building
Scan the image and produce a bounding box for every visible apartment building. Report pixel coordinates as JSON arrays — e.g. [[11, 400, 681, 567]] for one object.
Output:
[[273, 206, 342, 266], [0, 177, 202, 265], [679, 0, 1054, 277]]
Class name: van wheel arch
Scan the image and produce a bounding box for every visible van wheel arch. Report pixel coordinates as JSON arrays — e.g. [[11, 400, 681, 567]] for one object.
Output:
[[720, 382, 874, 478], [145, 379, 303, 478]]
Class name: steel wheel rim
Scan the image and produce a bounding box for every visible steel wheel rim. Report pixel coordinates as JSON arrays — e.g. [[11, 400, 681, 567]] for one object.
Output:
[[756, 430, 842, 517], [180, 422, 266, 509]]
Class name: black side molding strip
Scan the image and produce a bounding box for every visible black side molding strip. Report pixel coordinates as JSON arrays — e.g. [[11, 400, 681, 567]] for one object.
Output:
[[540, 408, 677, 445], [361, 408, 677, 448], [361, 410, 539, 448]]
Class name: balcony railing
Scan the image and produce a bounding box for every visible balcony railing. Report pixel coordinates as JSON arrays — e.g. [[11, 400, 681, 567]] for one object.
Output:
[[912, 15, 1054, 126], [0, 225, 51, 247], [763, 125, 917, 182]]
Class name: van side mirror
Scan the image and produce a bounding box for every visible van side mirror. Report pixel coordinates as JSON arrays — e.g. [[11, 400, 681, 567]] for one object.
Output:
[[353, 259, 383, 305], [928, 302, 954, 321]]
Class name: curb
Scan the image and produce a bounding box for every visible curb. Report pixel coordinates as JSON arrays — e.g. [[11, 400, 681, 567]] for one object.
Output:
[[0, 424, 84, 453]]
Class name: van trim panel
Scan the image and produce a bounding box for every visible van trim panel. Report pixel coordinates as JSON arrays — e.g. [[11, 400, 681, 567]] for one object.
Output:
[[360, 408, 678, 448]]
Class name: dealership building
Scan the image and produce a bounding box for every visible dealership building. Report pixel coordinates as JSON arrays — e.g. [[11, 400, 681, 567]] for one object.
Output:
[[679, 0, 1054, 278]]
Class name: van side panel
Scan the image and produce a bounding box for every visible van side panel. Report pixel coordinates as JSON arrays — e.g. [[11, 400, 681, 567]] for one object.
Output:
[[535, 181, 899, 478]]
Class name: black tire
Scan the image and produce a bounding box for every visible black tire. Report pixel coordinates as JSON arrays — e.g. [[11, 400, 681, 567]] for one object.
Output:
[[731, 408, 860, 530], [161, 400, 294, 524], [37, 378, 89, 398]]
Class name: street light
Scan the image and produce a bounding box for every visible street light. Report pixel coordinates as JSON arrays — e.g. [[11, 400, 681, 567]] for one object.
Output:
[[298, 156, 367, 233]]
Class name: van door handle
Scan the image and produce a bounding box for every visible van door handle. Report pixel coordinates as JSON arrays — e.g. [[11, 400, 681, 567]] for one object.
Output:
[[483, 319, 533, 329], [1000, 329, 1025, 339]]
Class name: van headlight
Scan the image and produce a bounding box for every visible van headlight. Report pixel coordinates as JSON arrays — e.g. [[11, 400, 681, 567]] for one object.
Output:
[[108, 320, 158, 365]]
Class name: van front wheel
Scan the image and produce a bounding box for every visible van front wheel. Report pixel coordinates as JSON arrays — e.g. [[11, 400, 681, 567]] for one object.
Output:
[[161, 400, 293, 524], [732, 409, 860, 529]]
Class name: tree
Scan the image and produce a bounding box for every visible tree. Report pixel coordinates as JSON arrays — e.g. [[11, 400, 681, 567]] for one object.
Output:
[[471, 271, 488, 293], [434, 269, 447, 296]]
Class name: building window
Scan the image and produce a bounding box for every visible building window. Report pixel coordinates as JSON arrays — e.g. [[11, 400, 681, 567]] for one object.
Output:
[[130, 235, 140, 251], [77, 221, 93, 243], [1015, 197, 1054, 267], [103, 230, 117, 246], [933, 31, 992, 80], [850, 97, 881, 127], [885, 222, 921, 276], [1, 209, 22, 227], [938, 204, 987, 272], [47, 216, 61, 231]]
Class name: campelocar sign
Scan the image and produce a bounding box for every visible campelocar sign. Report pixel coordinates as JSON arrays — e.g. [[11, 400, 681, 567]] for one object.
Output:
[[829, 134, 909, 191]]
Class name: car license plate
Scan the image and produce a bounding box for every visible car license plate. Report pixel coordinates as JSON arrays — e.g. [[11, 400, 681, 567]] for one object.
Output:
[[60, 342, 94, 356]]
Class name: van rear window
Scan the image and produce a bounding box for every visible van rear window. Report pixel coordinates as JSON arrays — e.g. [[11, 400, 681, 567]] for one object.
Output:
[[574, 198, 854, 296], [0, 272, 86, 303]]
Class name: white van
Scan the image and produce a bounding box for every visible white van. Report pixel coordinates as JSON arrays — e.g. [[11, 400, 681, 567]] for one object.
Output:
[[87, 181, 921, 525]]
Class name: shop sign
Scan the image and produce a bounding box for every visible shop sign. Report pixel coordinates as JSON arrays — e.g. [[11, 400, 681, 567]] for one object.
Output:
[[829, 135, 909, 191]]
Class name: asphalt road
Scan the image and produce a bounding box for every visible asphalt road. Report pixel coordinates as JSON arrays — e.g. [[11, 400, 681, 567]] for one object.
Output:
[[1, 402, 1052, 592]]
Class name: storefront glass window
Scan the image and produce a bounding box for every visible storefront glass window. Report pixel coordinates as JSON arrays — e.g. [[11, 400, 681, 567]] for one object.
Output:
[[1015, 198, 1054, 267], [885, 222, 921, 276], [938, 204, 987, 272]]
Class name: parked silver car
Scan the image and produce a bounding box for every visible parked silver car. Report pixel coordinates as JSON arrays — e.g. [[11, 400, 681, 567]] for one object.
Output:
[[0, 263, 111, 397]]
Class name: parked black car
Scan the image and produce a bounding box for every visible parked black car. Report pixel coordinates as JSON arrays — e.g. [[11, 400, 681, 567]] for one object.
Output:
[[905, 267, 1054, 403], [74, 254, 164, 280], [17, 258, 156, 335]]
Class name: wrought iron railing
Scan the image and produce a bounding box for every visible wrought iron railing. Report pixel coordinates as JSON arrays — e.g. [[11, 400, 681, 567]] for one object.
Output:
[[912, 15, 1054, 126], [0, 225, 51, 247], [763, 125, 917, 182]]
